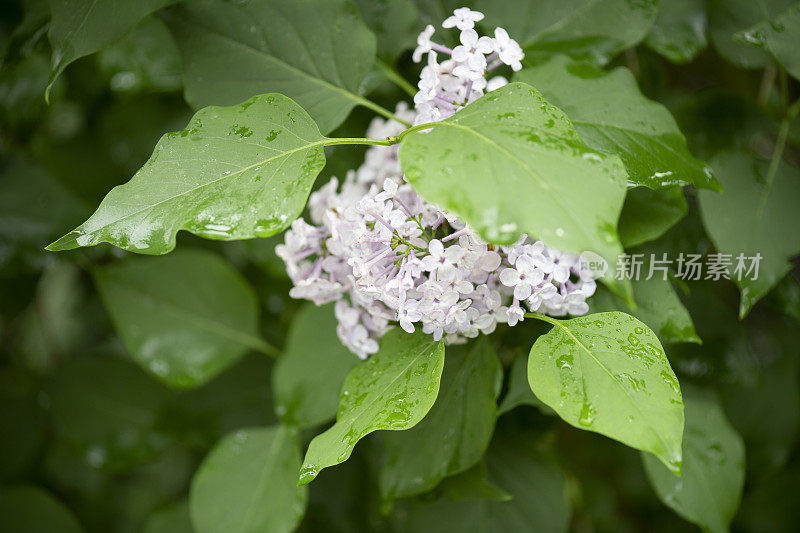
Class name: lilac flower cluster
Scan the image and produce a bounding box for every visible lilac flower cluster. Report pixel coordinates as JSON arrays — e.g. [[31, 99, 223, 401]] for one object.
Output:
[[276, 8, 596, 358], [412, 7, 524, 124]]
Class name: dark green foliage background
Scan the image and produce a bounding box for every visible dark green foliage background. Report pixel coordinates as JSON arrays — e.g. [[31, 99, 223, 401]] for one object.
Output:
[[1, 0, 799, 531]]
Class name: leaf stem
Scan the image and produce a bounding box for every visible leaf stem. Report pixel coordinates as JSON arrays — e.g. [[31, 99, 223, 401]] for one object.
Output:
[[756, 95, 800, 219], [324, 137, 396, 146], [251, 337, 281, 358], [524, 313, 562, 327], [377, 59, 417, 98], [324, 122, 441, 148]]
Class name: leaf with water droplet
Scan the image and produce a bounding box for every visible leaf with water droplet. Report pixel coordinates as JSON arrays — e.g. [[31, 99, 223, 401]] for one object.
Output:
[[47, 93, 327, 254], [642, 386, 745, 533], [645, 0, 708, 64], [93, 249, 270, 388], [298, 329, 444, 485], [379, 339, 502, 503], [399, 82, 632, 301], [516, 56, 719, 191], [735, 4, 800, 81], [528, 311, 685, 474], [190, 425, 307, 533]]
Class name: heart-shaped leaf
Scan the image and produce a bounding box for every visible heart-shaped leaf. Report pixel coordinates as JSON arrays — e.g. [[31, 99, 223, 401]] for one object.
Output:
[[528, 311, 684, 473], [47, 93, 327, 254], [399, 82, 630, 299]]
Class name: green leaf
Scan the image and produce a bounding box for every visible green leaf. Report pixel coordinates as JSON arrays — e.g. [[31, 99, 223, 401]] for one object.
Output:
[[516, 56, 718, 190], [97, 16, 182, 93], [708, 0, 793, 69], [475, 0, 658, 65], [399, 82, 630, 299], [354, 0, 418, 62], [737, 3, 800, 81], [143, 500, 192, 533], [48, 355, 170, 471], [699, 151, 800, 317], [93, 249, 269, 388], [164, 0, 378, 134], [0, 485, 83, 533], [528, 312, 684, 473], [47, 93, 327, 254], [642, 389, 745, 533], [299, 329, 445, 485], [588, 274, 700, 345], [379, 339, 502, 502], [618, 187, 688, 248], [273, 303, 360, 428], [645, 0, 708, 63], [394, 429, 570, 533], [497, 353, 554, 415], [47, 0, 169, 97], [190, 426, 307, 533]]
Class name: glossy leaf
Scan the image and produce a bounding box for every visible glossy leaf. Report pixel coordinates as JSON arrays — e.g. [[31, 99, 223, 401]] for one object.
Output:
[[699, 151, 800, 317], [298, 329, 445, 485], [164, 0, 377, 134], [0, 485, 83, 533], [618, 187, 688, 248], [47, 0, 169, 96], [708, 0, 793, 69], [190, 426, 307, 533], [645, 0, 708, 63], [48, 356, 169, 471], [516, 56, 718, 190], [47, 93, 327, 254], [93, 249, 268, 388], [399, 82, 630, 298], [528, 312, 684, 473], [476, 0, 658, 65], [273, 303, 360, 428], [380, 339, 502, 502], [642, 390, 745, 533], [737, 4, 800, 81]]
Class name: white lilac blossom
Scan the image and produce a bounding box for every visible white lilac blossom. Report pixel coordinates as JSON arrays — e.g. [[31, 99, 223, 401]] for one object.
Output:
[[277, 8, 597, 358]]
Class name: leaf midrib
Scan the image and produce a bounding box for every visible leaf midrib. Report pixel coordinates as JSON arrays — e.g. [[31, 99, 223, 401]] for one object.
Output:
[[82, 138, 327, 240], [550, 319, 676, 457]]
